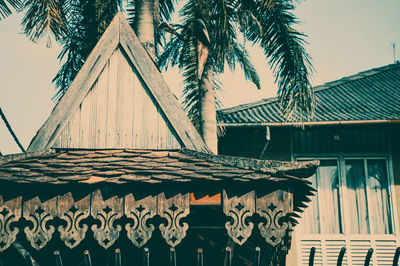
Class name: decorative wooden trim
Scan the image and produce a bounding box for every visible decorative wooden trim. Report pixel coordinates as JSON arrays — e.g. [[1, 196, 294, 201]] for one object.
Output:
[[256, 190, 291, 246], [91, 190, 123, 249], [57, 193, 90, 249], [158, 193, 190, 247], [0, 196, 22, 252], [223, 190, 255, 245], [23, 197, 57, 250], [125, 194, 157, 247]]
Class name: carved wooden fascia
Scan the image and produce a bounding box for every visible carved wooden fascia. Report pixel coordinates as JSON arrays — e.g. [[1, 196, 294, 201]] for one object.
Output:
[[158, 193, 190, 247], [91, 190, 123, 249], [223, 190, 255, 246], [256, 190, 292, 246], [0, 196, 22, 252], [125, 194, 157, 248], [57, 193, 90, 249], [23, 197, 57, 250]]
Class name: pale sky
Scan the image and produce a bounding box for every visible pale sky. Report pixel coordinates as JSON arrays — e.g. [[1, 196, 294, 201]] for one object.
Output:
[[1, 0, 399, 155]]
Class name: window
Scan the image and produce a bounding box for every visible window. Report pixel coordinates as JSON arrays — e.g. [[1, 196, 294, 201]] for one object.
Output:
[[299, 158, 394, 235]]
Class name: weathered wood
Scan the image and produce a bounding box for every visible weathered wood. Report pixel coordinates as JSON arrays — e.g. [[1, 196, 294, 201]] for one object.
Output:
[[125, 194, 156, 247], [57, 193, 90, 249], [223, 190, 255, 245], [256, 190, 291, 246], [23, 197, 57, 250], [90, 190, 123, 249], [118, 14, 209, 152], [0, 196, 21, 252], [28, 14, 120, 152], [28, 12, 208, 152], [158, 193, 190, 247], [54, 47, 181, 150]]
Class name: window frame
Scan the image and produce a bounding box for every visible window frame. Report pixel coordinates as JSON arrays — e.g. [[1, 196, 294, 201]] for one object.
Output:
[[295, 154, 398, 237]]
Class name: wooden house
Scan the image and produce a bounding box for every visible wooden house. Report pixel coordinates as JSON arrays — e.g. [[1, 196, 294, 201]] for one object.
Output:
[[0, 13, 317, 265], [218, 63, 400, 265]]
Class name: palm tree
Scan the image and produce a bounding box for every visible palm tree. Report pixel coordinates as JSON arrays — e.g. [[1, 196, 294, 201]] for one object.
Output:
[[19, 0, 175, 100], [158, 0, 314, 154]]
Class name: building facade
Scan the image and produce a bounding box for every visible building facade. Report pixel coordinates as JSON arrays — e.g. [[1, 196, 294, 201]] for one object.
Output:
[[219, 63, 400, 265]]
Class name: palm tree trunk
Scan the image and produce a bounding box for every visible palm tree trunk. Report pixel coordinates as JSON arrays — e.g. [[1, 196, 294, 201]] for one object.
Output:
[[134, 0, 156, 60], [199, 63, 218, 154]]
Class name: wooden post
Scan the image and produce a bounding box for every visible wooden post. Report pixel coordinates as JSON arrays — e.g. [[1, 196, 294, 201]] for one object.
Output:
[[254, 247, 261, 266], [336, 247, 346, 266], [83, 250, 92, 266], [364, 248, 373, 266], [54, 250, 63, 266], [197, 248, 204, 266], [24, 252, 34, 266], [393, 247, 400, 266], [169, 247, 176, 266], [143, 247, 150, 266], [115, 249, 121, 266], [224, 247, 232, 266], [308, 247, 315, 266]]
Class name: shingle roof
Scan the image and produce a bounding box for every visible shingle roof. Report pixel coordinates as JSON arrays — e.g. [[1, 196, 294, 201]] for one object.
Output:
[[0, 149, 317, 186], [219, 63, 400, 125]]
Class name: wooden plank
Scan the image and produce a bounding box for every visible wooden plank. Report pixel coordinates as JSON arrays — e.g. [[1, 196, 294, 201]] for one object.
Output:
[[115, 49, 123, 148], [79, 85, 92, 147], [89, 80, 98, 148], [28, 13, 120, 151], [118, 15, 208, 152], [105, 49, 119, 148], [120, 51, 134, 147], [95, 63, 109, 148]]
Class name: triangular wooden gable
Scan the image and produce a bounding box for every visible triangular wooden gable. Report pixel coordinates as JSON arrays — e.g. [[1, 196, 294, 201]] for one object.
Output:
[[28, 12, 208, 152]]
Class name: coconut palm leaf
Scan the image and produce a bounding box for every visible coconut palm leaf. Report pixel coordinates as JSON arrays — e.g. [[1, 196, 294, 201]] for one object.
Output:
[[0, 0, 22, 20], [242, 0, 314, 119]]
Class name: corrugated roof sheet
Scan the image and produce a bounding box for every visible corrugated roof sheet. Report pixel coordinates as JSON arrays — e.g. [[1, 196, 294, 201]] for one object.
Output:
[[219, 63, 400, 125]]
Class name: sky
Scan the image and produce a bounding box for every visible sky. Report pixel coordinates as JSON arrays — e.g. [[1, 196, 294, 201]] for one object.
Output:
[[0, 0, 400, 155]]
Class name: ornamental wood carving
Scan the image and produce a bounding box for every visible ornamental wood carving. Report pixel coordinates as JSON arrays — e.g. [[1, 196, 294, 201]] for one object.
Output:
[[91, 190, 123, 249], [0, 196, 22, 252], [23, 197, 57, 250], [223, 190, 255, 245], [158, 193, 190, 247], [256, 190, 291, 246], [57, 193, 90, 248], [125, 194, 156, 247]]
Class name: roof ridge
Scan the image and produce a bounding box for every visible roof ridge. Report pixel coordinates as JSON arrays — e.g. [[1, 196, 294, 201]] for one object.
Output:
[[220, 62, 400, 114]]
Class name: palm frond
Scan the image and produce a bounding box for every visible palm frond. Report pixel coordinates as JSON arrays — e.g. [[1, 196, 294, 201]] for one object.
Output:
[[0, 0, 22, 20], [245, 0, 314, 120], [52, 0, 121, 101], [231, 41, 260, 89], [21, 0, 69, 42]]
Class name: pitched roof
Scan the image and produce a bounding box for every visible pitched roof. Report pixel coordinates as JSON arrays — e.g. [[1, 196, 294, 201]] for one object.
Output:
[[28, 12, 208, 152], [219, 63, 400, 125], [0, 149, 317, 186], [0, 148, 317, 216]]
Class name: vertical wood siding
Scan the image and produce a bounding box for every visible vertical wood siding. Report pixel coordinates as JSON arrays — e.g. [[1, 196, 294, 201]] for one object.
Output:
[[53, 48, 181, 149]]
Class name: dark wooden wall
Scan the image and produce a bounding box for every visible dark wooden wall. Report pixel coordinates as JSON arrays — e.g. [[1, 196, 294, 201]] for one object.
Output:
[[218, 126, 291, 161]]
